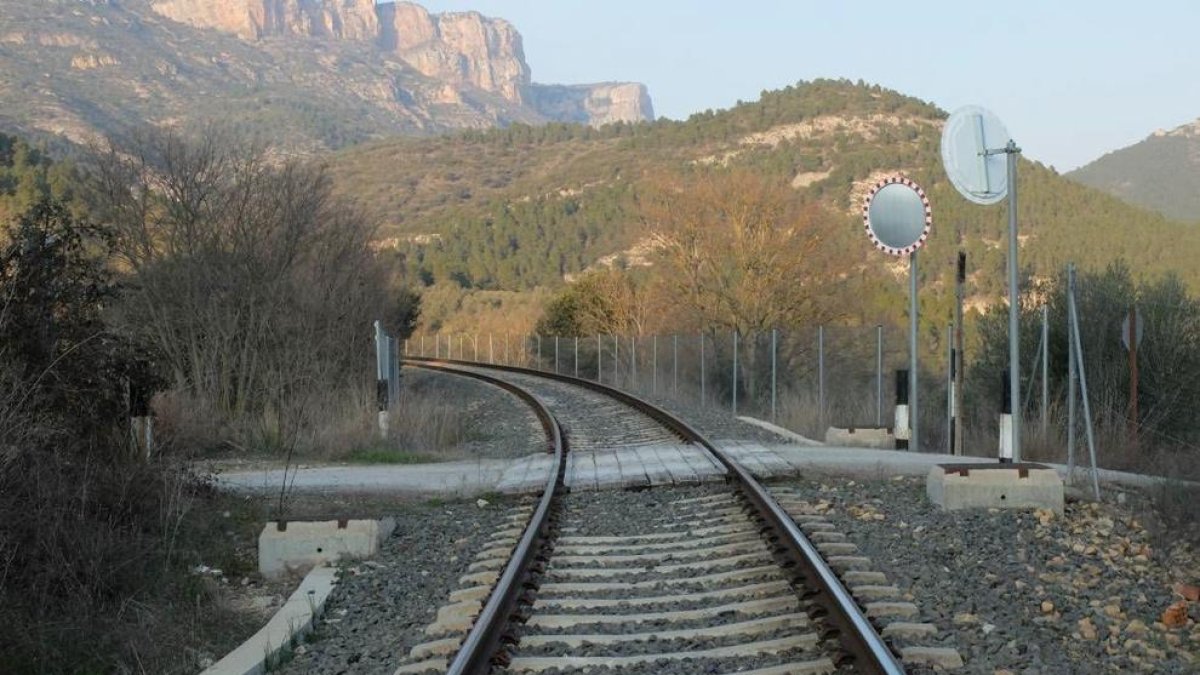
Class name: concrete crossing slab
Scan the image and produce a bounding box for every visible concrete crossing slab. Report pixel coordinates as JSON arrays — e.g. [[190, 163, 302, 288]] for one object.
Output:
[[214, 440, 1169, 497]]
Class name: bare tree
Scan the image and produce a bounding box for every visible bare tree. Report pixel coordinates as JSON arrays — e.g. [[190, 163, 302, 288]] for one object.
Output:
[[642, 168, 849, 335], [88, 126, 389, 457]]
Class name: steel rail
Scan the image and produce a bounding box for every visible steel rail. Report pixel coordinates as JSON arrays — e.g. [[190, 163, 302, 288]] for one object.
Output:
[[406, 362, 566, 675], [407, 356, 904, 675]]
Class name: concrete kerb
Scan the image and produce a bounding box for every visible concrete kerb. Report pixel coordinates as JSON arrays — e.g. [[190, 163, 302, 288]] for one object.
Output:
[[202, 565, 337, 675], [736, 416, 822, 446]]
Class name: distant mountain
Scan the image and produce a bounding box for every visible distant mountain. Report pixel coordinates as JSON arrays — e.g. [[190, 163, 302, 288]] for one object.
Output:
[[1068, 119, 1200, 223], [0, 0, 653, 152]]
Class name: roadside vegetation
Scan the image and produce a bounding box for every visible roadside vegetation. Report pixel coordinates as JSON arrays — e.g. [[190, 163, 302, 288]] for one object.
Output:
[[0, 129, 418, 672]]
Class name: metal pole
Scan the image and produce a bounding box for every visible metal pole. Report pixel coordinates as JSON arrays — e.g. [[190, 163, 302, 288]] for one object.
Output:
[[1067, 266, 1078, 479], [1024, 327, 1045, 416], [876, 325, 883, 427], [700, 334, 706, 406], [1006, 140, 1022, 462], [818, 325, 826, 427], [954, 251, 966, 455], [435, 334, 440, 359], [631, 336, 637, 390], [673, 335, 678, 396], [597, 334, 602, 382], [1041, 304, 1049, 434], [421, 335, 425, 357], [732, 331, 739, 416], [1068, 265, 1101, 500], [538, 334, 543, 371], [614, 334, 619, 387], [489, 333, 494, 364], [771, 328, 778, 423], [1129, 305, 1139, 446], [574, 336, 579, 378], [555, 336, 560, 374], [909, 251, 920, 453], [946, 324, 953, 453], [653, 336, 658, 394]]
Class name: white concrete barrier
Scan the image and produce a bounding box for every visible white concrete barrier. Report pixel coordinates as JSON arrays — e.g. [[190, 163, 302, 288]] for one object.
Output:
[[927, 463, 1064, 514], [824, 426, 895, 449], [259, 518, 396, 580]]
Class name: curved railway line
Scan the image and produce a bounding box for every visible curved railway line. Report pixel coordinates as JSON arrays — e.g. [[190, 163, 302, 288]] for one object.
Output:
[[393, 357, 912, 675]]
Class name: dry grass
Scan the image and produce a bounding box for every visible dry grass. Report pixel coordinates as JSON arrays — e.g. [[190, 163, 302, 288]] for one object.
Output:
[[155, 373, 476, 465]]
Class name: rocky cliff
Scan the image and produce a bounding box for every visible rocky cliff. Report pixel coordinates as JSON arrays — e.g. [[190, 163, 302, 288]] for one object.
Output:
[[147, 0, 650, 124], [0, 0, 652, 153]]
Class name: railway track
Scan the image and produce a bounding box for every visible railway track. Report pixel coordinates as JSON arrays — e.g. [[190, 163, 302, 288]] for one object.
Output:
[[396, 357, 909, 675]]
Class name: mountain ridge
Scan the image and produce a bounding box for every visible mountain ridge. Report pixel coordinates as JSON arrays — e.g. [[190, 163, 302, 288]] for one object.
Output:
[[1068, 117, 1200, 223], [0, 0, 653, 152]]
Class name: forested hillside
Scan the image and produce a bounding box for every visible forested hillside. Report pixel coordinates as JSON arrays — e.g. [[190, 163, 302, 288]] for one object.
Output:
[[329, 79, 1196, 334]]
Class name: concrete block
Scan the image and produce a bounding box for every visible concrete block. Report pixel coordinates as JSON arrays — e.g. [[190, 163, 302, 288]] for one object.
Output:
[[927, 463, 1063, 514], [258, 517, 396, 579], [824, 426, 895, 449]]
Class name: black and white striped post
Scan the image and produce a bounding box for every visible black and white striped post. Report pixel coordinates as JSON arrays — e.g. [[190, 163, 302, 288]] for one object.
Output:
[[374, 320, 390, 439], [999, 370, 1013, 463], [894, 369, 910, 450]]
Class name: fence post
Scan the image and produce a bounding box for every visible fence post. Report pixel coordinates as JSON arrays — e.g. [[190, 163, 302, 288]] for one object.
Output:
[[631, 336, 638, 390], [538, 334, 543, 371], [732, 331, 739, 416], [771, 328, 778, 423], [420, 335, 425, 358], [876, 325, 884, 427], [574, 336, 579, 378], [614, 335, 619, 387], [489, 333, 494, 364], [673, 335, 679, 396], [818, 325, 826, 427], [894, 369, 909, 450], [597, 334, 602, 382], [555, 336, 560, 374], [700, 333, 706, 406], [653, 335, 658, 394], [1042, 304, 1049, 434], [435, 334, 440, 359]]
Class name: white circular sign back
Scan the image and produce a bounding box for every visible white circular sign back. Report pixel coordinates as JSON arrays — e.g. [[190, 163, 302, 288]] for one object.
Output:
[[862, 176, 932, 256], [941, 105, 1011, 205]]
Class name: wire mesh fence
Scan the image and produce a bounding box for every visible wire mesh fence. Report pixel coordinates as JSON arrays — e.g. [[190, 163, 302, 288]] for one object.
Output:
[[403, 326, 955, 445]]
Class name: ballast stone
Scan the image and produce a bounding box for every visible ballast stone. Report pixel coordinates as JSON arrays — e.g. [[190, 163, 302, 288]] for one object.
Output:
[[258, 517, 396, 579], [926, 463, 1064, 514]]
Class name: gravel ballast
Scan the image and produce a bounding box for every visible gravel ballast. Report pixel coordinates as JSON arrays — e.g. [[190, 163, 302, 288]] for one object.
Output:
[[502, 484, 845, 674], [772, 475, 1200, 673], [278, 495, 525, 674]]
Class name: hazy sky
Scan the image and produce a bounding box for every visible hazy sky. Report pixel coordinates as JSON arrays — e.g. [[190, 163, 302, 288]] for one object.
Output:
[[417, 1, 1200, 171]]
